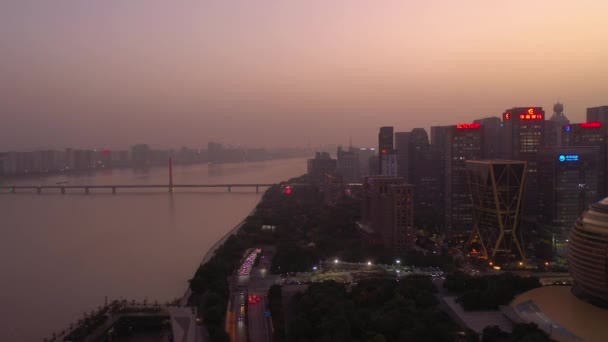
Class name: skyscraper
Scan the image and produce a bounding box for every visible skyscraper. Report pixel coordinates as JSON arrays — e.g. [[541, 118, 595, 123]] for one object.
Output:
[[337, 146, 360, 183], [395, 132, 411, 181], [378, 126, 395, 175], [502, 107, 545, 215], [473, 117, 506, 159], [537, 146, 599, 261], [562, 121, 607, 199], [545, 102, 570, 147], [467, 160, 527, 263], [362, 176, 414, 251], [445, 123, 483, 232], [586, 106, 608, 125]]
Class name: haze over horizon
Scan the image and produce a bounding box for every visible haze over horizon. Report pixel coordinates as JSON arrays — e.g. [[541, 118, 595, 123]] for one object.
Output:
[[1, 0, 607, 151]]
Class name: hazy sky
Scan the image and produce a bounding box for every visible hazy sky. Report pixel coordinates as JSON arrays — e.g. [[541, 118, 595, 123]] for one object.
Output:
[[1, 0, 607, 150]]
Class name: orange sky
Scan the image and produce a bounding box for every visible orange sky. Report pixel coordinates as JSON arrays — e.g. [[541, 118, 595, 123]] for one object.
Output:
[[1, 0, 607, 150]]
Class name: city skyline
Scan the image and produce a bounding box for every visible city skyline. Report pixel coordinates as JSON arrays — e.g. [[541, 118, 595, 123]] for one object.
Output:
[[2, 1, 607, 150]]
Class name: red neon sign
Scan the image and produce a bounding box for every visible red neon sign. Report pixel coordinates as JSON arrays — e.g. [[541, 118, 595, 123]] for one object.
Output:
[[381, 149, 388, 155], [505, 113, 511, 120], [519, 114, 543, 120], [456, 123, 481, 129], [580, 122, 602, 129], [102, 150, 112, 155]]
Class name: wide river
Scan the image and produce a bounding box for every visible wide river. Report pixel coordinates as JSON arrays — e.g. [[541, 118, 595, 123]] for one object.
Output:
[[0, 158, 306, 341]]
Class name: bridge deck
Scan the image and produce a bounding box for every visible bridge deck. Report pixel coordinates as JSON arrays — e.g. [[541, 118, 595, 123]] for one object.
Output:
[[0, 183, 276, 189]]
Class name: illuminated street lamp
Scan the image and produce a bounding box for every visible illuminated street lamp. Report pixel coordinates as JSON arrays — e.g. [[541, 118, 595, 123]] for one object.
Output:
[[367, 261, 372, 266], [395, 259, 401, 264], [334, 259, 339, 264]]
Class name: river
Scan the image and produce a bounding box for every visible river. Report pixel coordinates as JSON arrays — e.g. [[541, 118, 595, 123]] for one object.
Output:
[[0, 158, 306, 341]]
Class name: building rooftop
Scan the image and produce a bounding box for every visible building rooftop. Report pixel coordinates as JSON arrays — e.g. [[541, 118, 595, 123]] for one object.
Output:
[[510, 286, 608, 342]]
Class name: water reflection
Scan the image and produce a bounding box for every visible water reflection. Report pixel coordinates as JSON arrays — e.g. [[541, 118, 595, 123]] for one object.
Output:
[[0, 158, 306, 341]]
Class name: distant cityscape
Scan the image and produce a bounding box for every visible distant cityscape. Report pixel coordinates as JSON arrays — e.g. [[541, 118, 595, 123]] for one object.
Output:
[[307, 104, 608, 268], [0, 142, 310, 178]]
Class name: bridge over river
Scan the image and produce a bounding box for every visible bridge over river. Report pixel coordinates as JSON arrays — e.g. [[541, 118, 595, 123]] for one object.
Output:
[[0, 183, 277, 194]]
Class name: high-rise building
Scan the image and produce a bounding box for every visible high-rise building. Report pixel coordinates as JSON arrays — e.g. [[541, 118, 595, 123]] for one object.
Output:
[[378, 126, 394, 175], [445, 123, 483, 232], [586, 106, 608, 125], [568, 197, 608, 307], [380, 149, 398, 176], [429, 125, 452, 225], [395, 132, 411, 181], [337, 146, 360, 183], [537, 146, 600, 261], [361, 176, 414, 251], [502, 107, 545, 215], [545, 102, 570, 147], [473, 117, 506, 159], [356, 147, 376, 177], [563, 121, 608, 199], [307, 152, 337, 177], [467, 160, 527, 263]]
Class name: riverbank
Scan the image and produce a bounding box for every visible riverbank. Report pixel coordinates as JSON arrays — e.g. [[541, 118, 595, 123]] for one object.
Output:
[[179, 206, 259, 306]]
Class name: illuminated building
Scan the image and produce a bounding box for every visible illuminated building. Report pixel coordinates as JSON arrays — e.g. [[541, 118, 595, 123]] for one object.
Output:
[[563, 121, 607, 199], [467, 160, 527, 263], [537, 146, 599, 261], [502, 107, 545, 215], [568, 197, 608, 307], [361, 176, 414, 251], [586, 106, 608, 125], [445, 123, 483, 232], [378, 126, 394, 175]]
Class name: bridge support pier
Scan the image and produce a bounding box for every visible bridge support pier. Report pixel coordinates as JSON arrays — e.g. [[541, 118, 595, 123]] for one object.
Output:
[[60, 187, 66, 194], [228, 186, 231, 193], [10, 187, 16, 194], [112, 187, 116, 194], [37, 187, 42, 195], [256, 185, 259, 193], [85, 187, 90, 195]]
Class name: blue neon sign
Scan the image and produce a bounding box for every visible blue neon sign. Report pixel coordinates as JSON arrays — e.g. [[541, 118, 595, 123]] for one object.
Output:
[[565, 125, 571, 132], [559, 154, 579, 162]]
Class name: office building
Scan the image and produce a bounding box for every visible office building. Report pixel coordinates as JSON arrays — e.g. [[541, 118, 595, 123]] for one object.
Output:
[[356, 147, 376, 177], [545, 102, 570, 147], [473, 117, 506, 159], [563, 121, 608, 199], [337, 146, 360, 183], [378, 126, 394, 175], [395, 132, 411, 181], [586, 106, 608, 125], [569, 197, 608, 307], [467, 160, 527, 263], [537, 146, 599, 260], [445, 123, 483, 232], [307, 152, 337, 177], [361, 176, 414, 251], [502, 107, 545, 215], [380, 149, 398, 176], [429, 125, 452, 224]]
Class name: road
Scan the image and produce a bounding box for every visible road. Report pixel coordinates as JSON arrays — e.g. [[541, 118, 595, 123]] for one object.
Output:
[[226, 247, 279, 342]]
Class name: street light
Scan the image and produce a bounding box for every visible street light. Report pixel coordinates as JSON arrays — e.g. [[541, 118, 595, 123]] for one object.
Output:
[[334, 259, 339, 264], [396, 259, 401, 264], [367, 261, 372, 266]]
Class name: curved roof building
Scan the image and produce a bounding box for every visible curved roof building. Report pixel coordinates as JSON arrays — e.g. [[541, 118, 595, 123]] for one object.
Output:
[[568, 197, 608, 307]]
